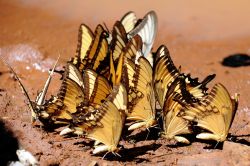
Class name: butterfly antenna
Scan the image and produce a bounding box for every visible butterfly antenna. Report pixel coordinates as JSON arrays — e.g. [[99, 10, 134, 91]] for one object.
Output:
[[103, 22, 110, 34], [0, 57, 36, 121], [36, 54, 60, 105], [214, 141, 220, 149], [145, 128, 150, 140], [102, 151, 110, 160], [114, 152, 121, 158]]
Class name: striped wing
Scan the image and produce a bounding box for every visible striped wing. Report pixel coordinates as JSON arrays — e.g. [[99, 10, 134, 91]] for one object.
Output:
[[42, 63, 85, 124], [71, 24, 94, 68], [128, 11, 158, 62], [110, 21, 128, 62], [154, 45, 216, 108], [126, 57, 156, 130], [121, 11, 137, 33], [83, 69, 112, 105], [72, 24, 109, 76], [72, 83, 127, 154], [162, 78, 193, 144], [87, 101, 124, 154], [154, 45, 179, 108], [109, 50, 124, 86], [181, 83, 239, 142]]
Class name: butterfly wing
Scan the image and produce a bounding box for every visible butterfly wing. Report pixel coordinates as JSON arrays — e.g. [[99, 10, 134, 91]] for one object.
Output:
[[182, 83, 239, 142], [86, 101, 123, 154], [128, 11, 157, 61], [72, 84, 126, 154], [154, 45, 179, 108], [110, 21, 128, 62], [126, 57, 156, 130], [83, 69, 112, 105], [87, 81, 127, 154], [121, 11, 137, 33], [42, 63, 85, 124], [162, 78, 193, 144], [123, 34, 143, 63], [73, 24, 109, 75], [109, 50, 124, 86], [71, 24, 94, 69], [154, 45, 215, 108]]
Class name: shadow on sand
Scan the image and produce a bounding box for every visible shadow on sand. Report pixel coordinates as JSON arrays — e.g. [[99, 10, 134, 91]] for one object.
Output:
[[0, 119, 19, 165]]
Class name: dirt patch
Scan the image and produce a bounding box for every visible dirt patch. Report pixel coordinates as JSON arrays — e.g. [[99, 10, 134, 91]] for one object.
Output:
[[0, 1, 250, 165]]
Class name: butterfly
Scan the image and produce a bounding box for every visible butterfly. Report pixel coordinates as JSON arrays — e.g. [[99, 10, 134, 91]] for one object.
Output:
[[72, 85, 127, 155], [67, 54, 127, 155], [124, 56, 156, 131], [109, 21, 128, 62], [71, 24, 110, 77], [0, 56, 60, 123], [161, 76, 195, 144], [121, 11, 158, 64], [153, 45, 216, 109], [179, 83, 239, 142], [109, 21, 143, 66], [61, 50, 127, 136]]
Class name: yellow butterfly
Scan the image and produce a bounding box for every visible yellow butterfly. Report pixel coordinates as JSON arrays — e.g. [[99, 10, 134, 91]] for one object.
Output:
[[62, 50, 127, 137], [0, 56, 60, 123], [110, 21, 142, 65], [180, 83, 239, 142], [124, 56, 156, 130], [72, 92, 126, 156], [154, 45, 216, 109], [161, 76, 194, 144], [68, 54, 127, 155], [71, 24, 110, 77]]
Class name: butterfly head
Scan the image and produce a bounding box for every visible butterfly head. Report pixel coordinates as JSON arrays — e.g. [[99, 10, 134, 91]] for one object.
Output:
[[160, 131, 174, 140], [145, 117, 157, 129], [30, 100, 50, 124]]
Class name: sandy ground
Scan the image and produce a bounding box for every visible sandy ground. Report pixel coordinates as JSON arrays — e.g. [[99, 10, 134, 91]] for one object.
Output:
[[0, 0, 250, 165]]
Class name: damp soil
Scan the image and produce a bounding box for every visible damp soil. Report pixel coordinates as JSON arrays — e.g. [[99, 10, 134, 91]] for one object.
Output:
[[0, 1, 250, 165]]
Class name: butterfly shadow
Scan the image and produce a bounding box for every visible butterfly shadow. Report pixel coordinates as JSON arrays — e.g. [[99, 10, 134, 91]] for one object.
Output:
[[103, 143, 162, 163], [125, 126, 161, 142], [73, 139, 94, 151], [0, 119, 19, 165], [227, 133, 250, 146]]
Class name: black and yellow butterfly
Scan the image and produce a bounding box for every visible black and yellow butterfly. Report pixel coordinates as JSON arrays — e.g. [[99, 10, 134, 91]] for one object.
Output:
[[2, 56, 113, 129], [0, 56, 60, 124], [109, 21, 128, 62], [71, 24, 110, 77], [153, 45, 216, 109], [179, 83, 239, 142], [161, 76, 195, 144], [72, 87, 127, 155], [153, 45, 215, 143], [66, 54, 127, 155], [124, 56, 156, 131]]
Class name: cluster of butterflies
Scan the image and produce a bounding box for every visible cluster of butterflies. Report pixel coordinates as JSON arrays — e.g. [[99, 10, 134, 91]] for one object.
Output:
[[3, 11, 239, 157]]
